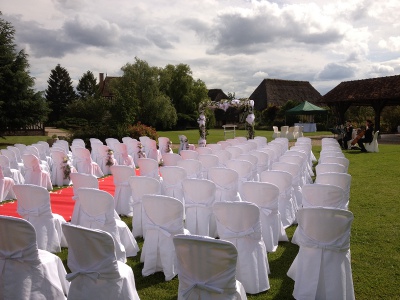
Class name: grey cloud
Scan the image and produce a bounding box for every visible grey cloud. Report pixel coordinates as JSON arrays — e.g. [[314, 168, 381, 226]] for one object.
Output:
[[206, 9, 343, 55], [146, 29, 177, 49], [63, 16, 120, 47], [317, 63, 355, 80]]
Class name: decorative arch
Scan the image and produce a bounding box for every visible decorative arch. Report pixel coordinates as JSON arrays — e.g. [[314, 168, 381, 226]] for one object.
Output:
[[197, 98, 255, 146]]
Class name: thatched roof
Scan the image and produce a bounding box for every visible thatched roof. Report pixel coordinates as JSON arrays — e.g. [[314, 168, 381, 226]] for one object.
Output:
[[321, 75, 400, 106], [249, 79, 322, 111], [99, 73, 118, 99], [208, 89, 229, 102]]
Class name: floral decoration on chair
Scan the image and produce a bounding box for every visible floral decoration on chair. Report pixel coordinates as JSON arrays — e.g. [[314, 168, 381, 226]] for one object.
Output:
[[62, 156, 71, 179], [106, 149, 115, 167], [137, 143, 146, 159]]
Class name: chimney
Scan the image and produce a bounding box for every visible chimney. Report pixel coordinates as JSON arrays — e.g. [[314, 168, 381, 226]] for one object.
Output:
[[99, 73, 104, 85]]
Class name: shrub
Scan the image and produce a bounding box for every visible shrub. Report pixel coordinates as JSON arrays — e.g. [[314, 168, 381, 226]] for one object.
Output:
[[127, 122, 159, 140]]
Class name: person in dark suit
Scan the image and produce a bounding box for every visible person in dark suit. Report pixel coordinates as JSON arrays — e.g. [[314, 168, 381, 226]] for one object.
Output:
[[358, 120, 374, 152], [338, 120, 354, 150]]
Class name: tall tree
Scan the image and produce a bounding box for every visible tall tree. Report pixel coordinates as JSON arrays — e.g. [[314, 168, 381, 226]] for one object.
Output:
[[45, 64, 76, 124], [159, 64, 208, 129], [111, 57, 177, 130], [0, 13, 49, 133], [76, 70, 98, 99]]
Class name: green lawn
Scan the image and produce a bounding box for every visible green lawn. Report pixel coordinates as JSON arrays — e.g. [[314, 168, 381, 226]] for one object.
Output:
[[1, 131, 399, 299]]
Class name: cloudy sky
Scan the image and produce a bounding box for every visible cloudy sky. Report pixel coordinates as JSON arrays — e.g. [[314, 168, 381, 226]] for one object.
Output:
[[3, 0, 400, 97]]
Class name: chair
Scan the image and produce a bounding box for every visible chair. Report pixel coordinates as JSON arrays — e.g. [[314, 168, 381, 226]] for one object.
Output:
[[0, 154, 24, 184], [315, 172, 352, 204], [302, 183, 348, 209], [0, 216, 69, 299], [179, 149, 199, 160], [316, 163, 347, 176], [213, 201, 270, 294], [280, 126, 289, 138], [241, 181, 288, 251], [196, 147, 213, 155], [217, 140, 232, 149], [238, 153, 258, 181], [250, 150, 270, 175], [70, 172, 100, 224], [160, 166, 187, 203], [182, 178, 217, 237], [13, 184, 67, 252], [260, 170, 297, 229], [198, 154, 219, 179], [286, 126, 296, 140], [213, 149, 232, 167], [162, 152, 183, 166], [128, 176, 162, 238], [73, 188, 139, 262], [62, 223, 140, 300], [254, 136, 267, 148], [272, 126, 281, 138], [22, 154, 53, 190], [173, 234, 248, 300], [271, 161, 302, 208], [74, 147, 104, 178], [158, 137, 173, 154], [24, 145, 50, 172], [176, 159, 203, 179], [105, 137, 120, 149], [137, 158, 161, 180], [319, 156, 350, 173], [1, 148, 24, 172], [97, 144, 117, 175], [146, 139, 161, 162], [0, 168, 16, 201], [110, 165, 137, 216], [50, 149, 75, 187], [113, 142, 135, 167], [287, 207, 355, 300], [90, 138, 104, 163], [141, 194, 187, 281], [225, 159, 253, 195], [364, 131, 379, 152], [208, 167, 241, 202], [225, 146, 243, 159], [206, 143, 223, 152]]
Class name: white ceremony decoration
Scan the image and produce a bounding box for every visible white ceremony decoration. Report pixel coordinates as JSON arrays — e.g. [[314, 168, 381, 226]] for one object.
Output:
[[198, 98, 255, 146]]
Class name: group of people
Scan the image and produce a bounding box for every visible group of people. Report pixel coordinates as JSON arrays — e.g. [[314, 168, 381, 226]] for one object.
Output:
[[337, 119, 374, 152]]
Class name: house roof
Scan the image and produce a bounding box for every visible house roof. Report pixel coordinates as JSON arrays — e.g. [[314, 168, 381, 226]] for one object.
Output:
[[99, 75, 118, 98], [321, 74, 400, 106], [208, 89, 229, 102], [249, 79, 322, 111]]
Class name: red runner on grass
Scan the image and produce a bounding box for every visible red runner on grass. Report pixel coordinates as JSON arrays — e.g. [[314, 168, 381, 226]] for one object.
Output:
[[0, 175, 119, 221]]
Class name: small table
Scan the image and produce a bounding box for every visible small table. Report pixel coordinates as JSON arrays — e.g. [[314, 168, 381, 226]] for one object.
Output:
[[222, 124, 237, 139], [294, 123, 317, 133]]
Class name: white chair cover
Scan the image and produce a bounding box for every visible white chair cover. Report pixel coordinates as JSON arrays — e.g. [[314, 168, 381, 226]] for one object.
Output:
[[206, 143, 223, 153], [0, 155, 25, 184], [254, 136, 267, 148], [1, 148, 24, 172], [198, 154, 219, 179], [176, 159, 203, 179], [0, 168, 16, 201], [128, 176, 162, 238], [110, 165, 136, 216], [146, 139, 161, 162], [74, 148, 104, 178], [316, 163, 347, 176], [217, 140, 232, 149], [50, 149, 76, 187], [319, 156, 350, 173], [141, 195, 187, 281], [213, 201, 270, 294], [24, 146, 50, 172], [213, 149, 232, 167], [0, 216, 69, 299], [160, 166, 187, 203], [302, 183, 348, 209], [225, 146, 243, 159], [159, 137, 173, 154], [260, 170, 297, 229], [179, 150, 199, 160], [287, 207, 355, 300], [13, 184, 67, 252], [90, 138, 104, 163], [96, 144, 117, 175], [271, 161, 302, 208], [195, 147, 213, 155], [73, 188, 131, 262], [22, 154, 53, 190], [259, 147, 278, 168], [237, 154, 258, 181], [241, 181, 288, 251], [182, 178, 217, 237], [272, 126, 281, 138], [173, 234, 248, 300], [315, 172, 352, 203], [249, 150, 269, 175], [162, 152, 183, 166], [70, 172, 100, 224], [137, 158, 161, 181], [62, 223, 140, 300], [364, 130, 379, 152], [105, 137, 120, 149], [225, 159, 253, 196], [208, 167, 241, 202], [113, 143, 135, 167]]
